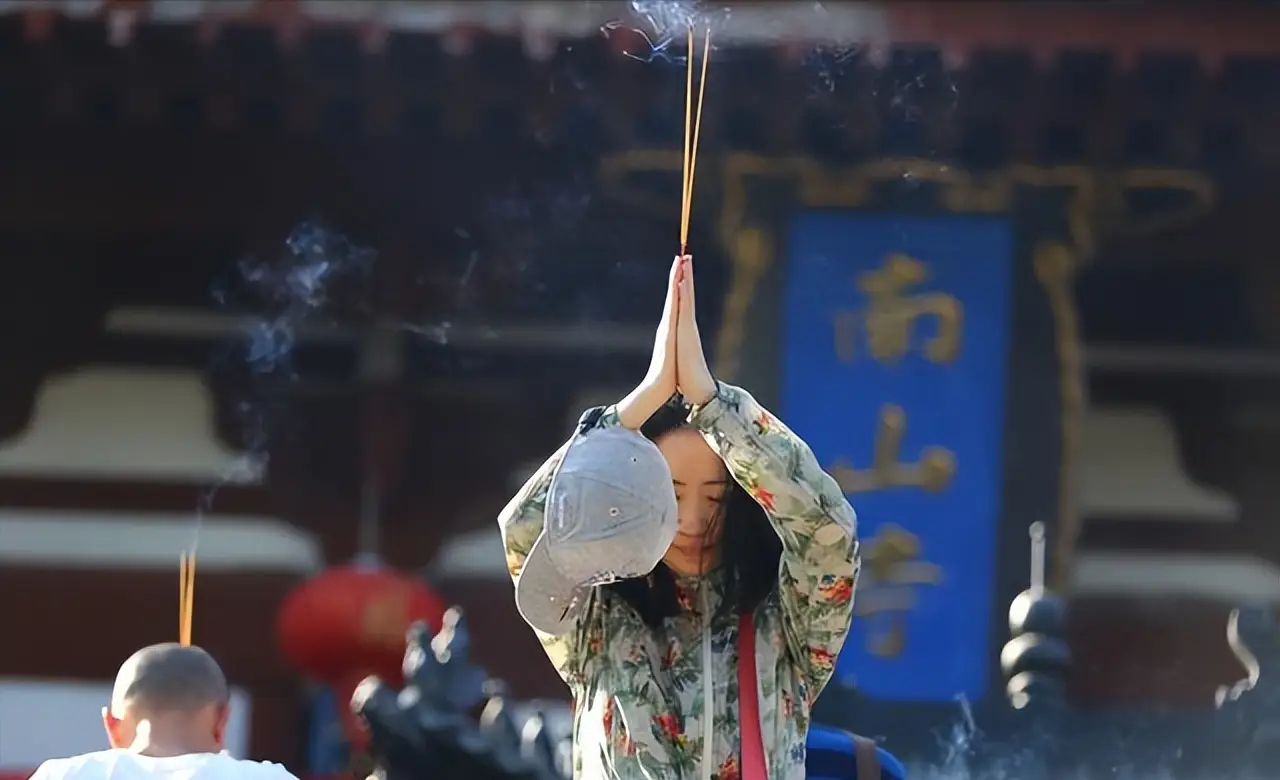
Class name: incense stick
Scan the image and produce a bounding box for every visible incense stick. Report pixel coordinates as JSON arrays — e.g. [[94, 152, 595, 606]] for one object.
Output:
[[685, 25, 711, 250], [681, 26, 695, 251], [680, 25, 712, 255], [179, 552, 196, 646]]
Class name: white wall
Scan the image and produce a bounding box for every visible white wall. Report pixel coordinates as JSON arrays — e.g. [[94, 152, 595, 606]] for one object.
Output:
[[0, 679, 251, 770]]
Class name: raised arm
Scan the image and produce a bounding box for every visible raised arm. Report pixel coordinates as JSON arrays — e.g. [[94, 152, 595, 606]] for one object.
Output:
[[690, 383, 859, 698], [500, 255, 685, 683], [498, 407, 623, 681], [673, 256, 857, 701]]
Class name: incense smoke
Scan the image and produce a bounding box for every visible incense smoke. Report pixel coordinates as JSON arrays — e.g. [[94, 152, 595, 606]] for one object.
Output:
[[603, 0, 729, 64], [196, 222, 376, 551]]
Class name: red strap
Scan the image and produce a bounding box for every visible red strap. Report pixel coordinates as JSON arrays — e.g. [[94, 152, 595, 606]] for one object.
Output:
[[737, 613, 768, 780]]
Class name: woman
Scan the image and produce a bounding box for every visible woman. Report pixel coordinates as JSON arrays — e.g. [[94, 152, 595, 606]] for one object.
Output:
[[499, 255, 859, 779]]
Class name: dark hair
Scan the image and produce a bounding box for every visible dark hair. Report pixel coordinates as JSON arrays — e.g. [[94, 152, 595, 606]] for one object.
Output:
[[602, 398, 783, 628]]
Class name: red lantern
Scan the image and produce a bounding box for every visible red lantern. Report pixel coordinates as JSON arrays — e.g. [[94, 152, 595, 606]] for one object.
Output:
[[276, 565, 446, 689]]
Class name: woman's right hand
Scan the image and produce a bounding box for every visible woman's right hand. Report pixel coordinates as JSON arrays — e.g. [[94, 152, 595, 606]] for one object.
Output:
[[617, 255, 683, 429]]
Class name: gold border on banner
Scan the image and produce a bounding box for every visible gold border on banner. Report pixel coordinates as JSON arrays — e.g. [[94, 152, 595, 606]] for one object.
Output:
[[599, 151, 1217, 594]]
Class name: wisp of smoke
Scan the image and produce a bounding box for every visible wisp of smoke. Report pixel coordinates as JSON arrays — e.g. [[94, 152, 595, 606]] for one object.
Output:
[[197, 221, 376, 551], [237, 222, 376, 372], [601, 0, 729, 63]]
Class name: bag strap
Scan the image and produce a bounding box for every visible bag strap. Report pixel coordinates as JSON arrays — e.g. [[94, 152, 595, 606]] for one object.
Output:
[[737, 612, 768, 780], [852, 735, 881, 780], [737, 614, 882, 780]]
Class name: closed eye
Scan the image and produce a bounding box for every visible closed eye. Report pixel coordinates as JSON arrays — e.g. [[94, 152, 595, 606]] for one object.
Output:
[[674, 492, 726, 504]]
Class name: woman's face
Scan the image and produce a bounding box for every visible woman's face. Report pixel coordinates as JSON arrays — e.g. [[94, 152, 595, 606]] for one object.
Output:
[[656, 428, 729, 576]]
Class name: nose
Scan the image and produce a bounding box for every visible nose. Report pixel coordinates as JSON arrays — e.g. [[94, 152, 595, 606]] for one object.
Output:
[[677, 503, 708, 535]]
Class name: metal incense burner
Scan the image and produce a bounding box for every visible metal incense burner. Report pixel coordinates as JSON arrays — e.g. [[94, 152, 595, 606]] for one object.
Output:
[[354, 608, 570, 780], [981, 524, 1280, 779]]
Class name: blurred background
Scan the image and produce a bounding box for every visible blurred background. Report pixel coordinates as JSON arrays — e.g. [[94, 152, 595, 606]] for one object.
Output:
[[1, 0, 1279, 776]]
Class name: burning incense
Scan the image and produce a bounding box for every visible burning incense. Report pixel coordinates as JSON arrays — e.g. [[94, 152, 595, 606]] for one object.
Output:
[[680, 25, 712, 254]]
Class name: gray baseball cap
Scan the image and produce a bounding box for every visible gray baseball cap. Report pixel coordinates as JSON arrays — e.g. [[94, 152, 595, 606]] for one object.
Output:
[[515, 425, 679, 636]]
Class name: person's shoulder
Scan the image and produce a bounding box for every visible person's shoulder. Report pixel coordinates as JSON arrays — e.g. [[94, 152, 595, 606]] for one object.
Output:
[[31, 750, 121, 780], [223, 757, 300, 780], [30, 756, 72, 780]]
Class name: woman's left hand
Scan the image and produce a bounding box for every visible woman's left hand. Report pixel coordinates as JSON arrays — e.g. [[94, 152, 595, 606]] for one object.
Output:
[[675, 255, 718, 406]]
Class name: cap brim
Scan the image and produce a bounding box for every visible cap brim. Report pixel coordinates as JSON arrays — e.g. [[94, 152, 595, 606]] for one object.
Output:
[[515, 530, 587, 636]]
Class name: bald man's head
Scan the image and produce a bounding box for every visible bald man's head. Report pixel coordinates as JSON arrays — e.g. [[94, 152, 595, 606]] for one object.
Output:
[[110, 643, 229, 718]]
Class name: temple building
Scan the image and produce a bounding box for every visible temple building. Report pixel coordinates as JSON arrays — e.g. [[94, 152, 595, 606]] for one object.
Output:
[[3, 0, 1280, 773]]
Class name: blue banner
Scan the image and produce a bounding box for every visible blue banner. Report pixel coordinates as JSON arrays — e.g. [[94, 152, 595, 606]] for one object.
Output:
[[781, 213, 1013, 703]]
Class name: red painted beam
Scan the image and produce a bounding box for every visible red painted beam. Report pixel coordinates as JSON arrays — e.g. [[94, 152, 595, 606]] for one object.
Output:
[[12, 1, 1280, 70], [885, 3, 1280, 71]]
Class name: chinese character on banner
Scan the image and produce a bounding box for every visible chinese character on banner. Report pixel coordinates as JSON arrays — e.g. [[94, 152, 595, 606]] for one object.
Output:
[[830, 404, 956, 495], [832, 253, 963, 366], [782, 213, 1013, 702], [854, 524, 944, 658]]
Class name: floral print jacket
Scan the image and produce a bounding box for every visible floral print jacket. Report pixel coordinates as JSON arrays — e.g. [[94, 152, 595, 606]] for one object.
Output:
[[499, 382, 860, 780]]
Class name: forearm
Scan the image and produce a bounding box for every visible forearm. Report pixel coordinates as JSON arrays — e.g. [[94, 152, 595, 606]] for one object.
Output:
[[615, 383, 674, 430], [690, 382, 857, 547]]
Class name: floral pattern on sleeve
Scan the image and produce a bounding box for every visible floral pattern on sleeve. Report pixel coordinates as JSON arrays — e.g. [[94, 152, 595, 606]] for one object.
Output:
[[690, 382, 860, 701], [497, 405, 621, 681], [502, 392, 853, 779]]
